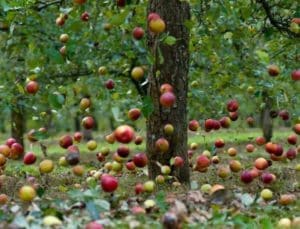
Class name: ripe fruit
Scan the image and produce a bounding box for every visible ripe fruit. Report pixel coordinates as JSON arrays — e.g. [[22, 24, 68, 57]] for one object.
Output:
[[240, 170, 253, 184], [73, 132, 83, 142], [11, 143, 24, 159], [148, 13, 161, 22], [85, 221, 103, 229], [125, 160, 136, 171], [143, 180, 155, 192], [214, 138, 225, 148], [81, 11, 89, 21], [0, 194, 8, 205], [82, 116, 95, 129], [0, 154, 6, 166], [211, 156, 220, 164], [204, 119, 215, 131], [87, 140, 97, 151], [135, 183, 144, 195], [131, 67, 144, 80], [286, 148, 297, 160], [58, 156, 68, 166], [219, 116, 231, 128], [72, 165, 84, 176], [246, 144, 255, 153], [217, 166, 230, 179], [173, 156, 184, 168], [132, 27, 144, 40], [105, 79, 115, 90], [246, 117, 255, 127], [80, 98, 91, 110], [59, 135, 73, 149], [260, 188, 273, 201], [190, 142, 198, 150], [287, 134, 297, 145], [227, 147, 237, 157], [161, 165, 171, 175], [133, 152, 148, 168], [23, 152, 37, 165], [19, 185, 36, 202], [277, 218, 291, 229], [26, 81, 39, 94], [100, 174, 118, 192], [293, 123, 300, 135], [267, 64, 280, 76], [155, 138, 169, 153], [59, 46, 66, 55], [149, 18, 166, 34], [114, 125, 135, 144], [98, 66, 107, 75], [160, 83, 173, 94], [105, 133, 115, 144], [200, 184, 212, 194], [212, 120, 221, 130], [278, 194, 296, 206], [0, 144, 10, 157], [59, 33, 69, 43], [117, 0, 125, 7], [155, 175, 165, 184], [160, 92, 176, 107], [261, 172, 274, 184], [254, 157, 268, 170], [134, 135, 143, 145], [229, 160, 242, 172], [188, 120, 199, 131], [279, 110, 289, 121], [229, 111, 239, 121], [164, 124, 174, 135], [39, 159, 54, 174], [117, 145, 130, 158], [196, 155, 210, 168], [74, 0, 86, 4], [128, 108, 141, 121], [291, 69, 300, 81], [227, 99, 239, 112]]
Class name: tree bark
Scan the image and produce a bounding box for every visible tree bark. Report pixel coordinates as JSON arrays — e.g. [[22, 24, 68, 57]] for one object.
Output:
[[261, 91, 273, 142], [11, 100, 25, 147], [146, 0, 190, 185]]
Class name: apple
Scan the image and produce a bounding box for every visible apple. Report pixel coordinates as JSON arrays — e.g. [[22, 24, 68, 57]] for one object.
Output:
[[82, 116, 95, 129], [246, 117, 255, 127], [227, 147, 237, 157], [23, 152, 37, 165], [292, 217, 300, 229], [160, 83, 173, 94], [85, 221, 103, 229], [217, 166, 230, 179], [173, 156, 184, 168], [190, 142, 198, 150], [80, 98, 91, 110], [202, 150, 211, 158], [59, 33, 69, 43], [98, 66, 107, 75], [249, 167, 261, 179], [205, 119, 215, 131], [100, 174, 118, 192], [39, 159, 54, 174], [59, 135, 73, 149], [277, 218, 291, 229], [58, 156, 68, 166], [219, 116, 231, 128], [26, 81, 39, 94], [227, 99, 239, 112], [27, 129, 38, 142], [278, 194, 296, 206], [0, 194, 8, 205], [229, 160, 242, 172], [11, 143, 24, 159], [291, 69, 300, 81], [131, 67, 144, 81], [0, 154, 6, 166], [117, 145, 130, 158], [240, 170, 253, 183], [293, 123, 300, 135], [260, 188, 273, 201], [279, 110, 289, 120], [267, 64, 280, 76], [105, 133, 115, 144], [56, 16, 65, 26], [148, 13, 161, 22], [100, 147, 110, 156], [19, 185, 36, 202], [111, 160, 123, 172], [261, 172, 274, 184], [188, 150, 194, 158], [286, 148, 297, 160], [87, 140, 97, 151], [246, 144, 255, 153], [265, 142, 277, 154], [143, 180, 155, 192], [255, 136, 266, 146], [254, 157, 268, 170], [155, 175, 165, 184], [125, 160, 136, 171], [73, 132, 83, 142], [149, 18, 166, 34], [117, 0, 126, 7], [155, 138, 169, 153], [212, 120, 221, 130], [161, 165, 171, 175], [6, 138, 17, 147], [211, 155, 220, 164], [215, 138, 225, 148], [81, 11, 89, 21], [128, 108, 141, 121], [67, 145, 79, 154], [162, 212, 178, 229], [59, 46, 66, 55], [133, 152, 148, 168], [273, 144, 284, 156], [105, 79, 115, 89], [188, 120, 199, 131], [114, 125, 135, 144], [96, 153, 105, 162], [72, 165, 84, 176], [229, 111, 238, 121], [196, 155, 210, 168], [164, 123, 174, 135], [0, 144, 10, 157], [135, 183, 144, 195], [200, 184, 212, 194], [132, 27, 144, 40], [74, 0, 86, 4], [133, 135, 142, 145], [160, 92, 176, 107]]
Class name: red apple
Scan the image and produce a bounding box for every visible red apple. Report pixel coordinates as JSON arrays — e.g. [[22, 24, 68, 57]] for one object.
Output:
[[215, 138, 225, 148], [100, 174, 118, 192], [155, 138, 169, 153], [246, 117, 255, 127], [56, 16, 65, 26], [125, 160, 136, 171], [117, 145, 130, 158], [148, 13, 161, 22], [287, 134, 297, 145], [117, 0, 126, 7], [173, 156, 184, 168], [114, 125, 135, 144], [188, 120, 199, 131], [26, 81, 39, 94], [261, 172, 274, 184], [227, 99, 239, 112], [73, 132, 83, 142], [219, 116, 231, 128], [293, 123, 300, 135], [133, 152, 148, 168], [286, 148, 297, 160], [212, 120, 221, 130], [246, 144, 255, 153], [59, 135, 73, 149], [132, 27, 144, 40], [196, 155, 210, 168], [135, 183, 144, 195], [105, 79, 115, 90], [6, 138, 17, 147], [128, 108, 141, 121], [229, 111, 239, 121], [279, 110, 289, 121], [85, 221, 103, 229], [273, 144, 283, 156], [240, 170, 253, 183], [74, 0, 86, 4], [0, 144, 10, 157], [23, 152, 37, 165], [291, 69, 300, 81], [134, 135, 143, 145], [204, 119, 215, 131], [11, 143, 24, 159], [81, 11, 89, 21], [267, 64, 280, 76], [160, 83, 173, 94], [265, 142, 277, 154], [254, 157, 268, 170], [160, 92, 176, 107], [96, 153, 105, 162], [82, 116, 95, 129], [256, 136, 266, 146]]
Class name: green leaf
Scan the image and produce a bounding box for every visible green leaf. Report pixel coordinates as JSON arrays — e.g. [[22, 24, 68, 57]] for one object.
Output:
[[260, 217, 273, 229], [111, 107, 124, 122], [255, 50, 269, 64], [155, 191, 168, 213], [141, 96, 154, 118], [48, 92, 65, 109], [163, 36, 177, 46], [36, 187, 45, 198]]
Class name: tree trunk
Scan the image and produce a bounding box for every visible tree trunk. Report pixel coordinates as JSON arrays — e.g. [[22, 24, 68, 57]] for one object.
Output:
[[11, 100, 25, 147], [146, 0, 190, 185], [261, 92, 273, 142]]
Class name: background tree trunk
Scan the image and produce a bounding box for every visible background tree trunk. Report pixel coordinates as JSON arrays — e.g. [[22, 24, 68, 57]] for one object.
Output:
[[261, 91, 273, 142], [146, 0, 190, 185], [11, 99, 25, 147]]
